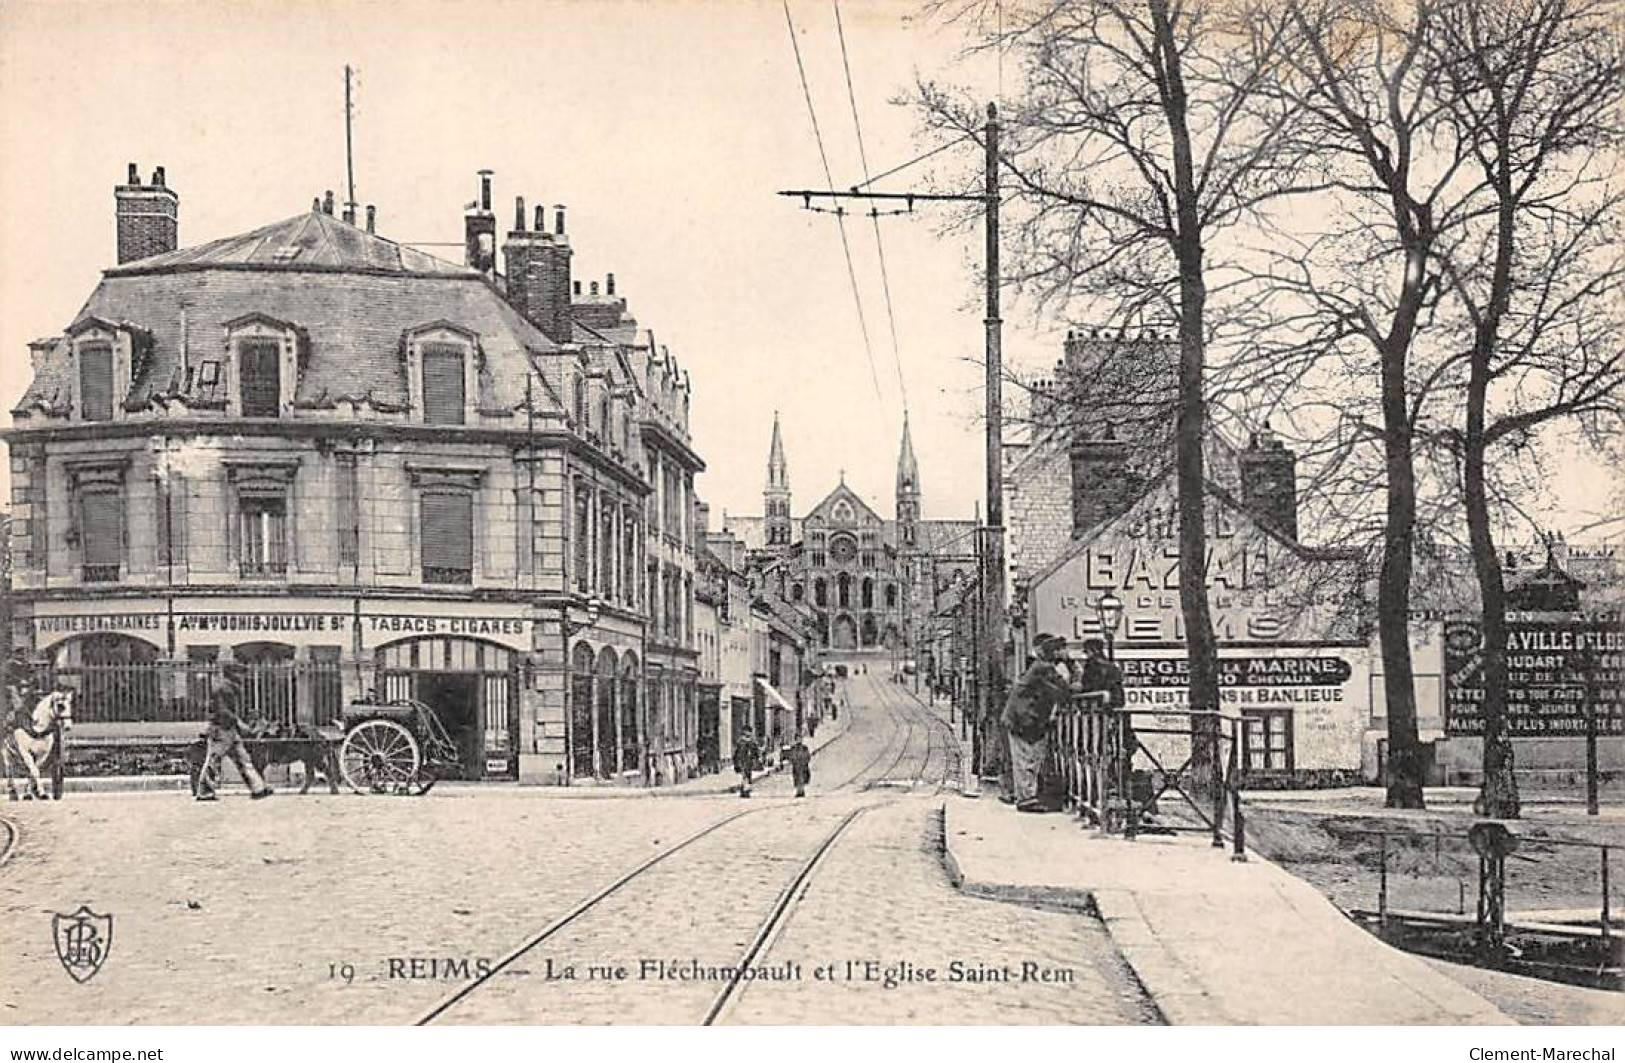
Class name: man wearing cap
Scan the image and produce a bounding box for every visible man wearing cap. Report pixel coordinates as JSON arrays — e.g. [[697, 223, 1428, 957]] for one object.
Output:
[[195, 680, 273, 802], [999, 633, 1074, 811]]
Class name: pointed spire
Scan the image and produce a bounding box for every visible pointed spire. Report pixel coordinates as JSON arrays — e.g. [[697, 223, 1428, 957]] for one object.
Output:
[[896, 411, 920, 496], [767, 410, 789, 491]]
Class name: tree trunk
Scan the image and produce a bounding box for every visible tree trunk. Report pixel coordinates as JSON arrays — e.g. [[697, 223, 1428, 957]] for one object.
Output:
[[1153, 0, 1222, 788], [1379, 334, 1426, 809]]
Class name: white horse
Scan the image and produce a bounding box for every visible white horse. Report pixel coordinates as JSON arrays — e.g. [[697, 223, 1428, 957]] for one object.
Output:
[[4, 688, 74, 800]]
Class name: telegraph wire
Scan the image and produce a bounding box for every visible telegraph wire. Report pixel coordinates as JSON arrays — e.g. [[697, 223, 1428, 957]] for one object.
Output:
[[852, 136, 971, 192], [781, 0, 883, 401], [833, 0, 908, 411]]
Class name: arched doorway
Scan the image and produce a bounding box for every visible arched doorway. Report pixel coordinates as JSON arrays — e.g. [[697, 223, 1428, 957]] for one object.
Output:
[[51, 633, 161, 723], [568, 642, 596, 780], [377, 636, 518, 780], [595, 647, 618, 778], [832, 613, 857, 650]]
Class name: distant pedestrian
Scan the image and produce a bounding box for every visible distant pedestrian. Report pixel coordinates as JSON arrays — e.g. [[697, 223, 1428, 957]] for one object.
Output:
[[999, 633, 1073, 812], [733, 728, 761, 798], [195, 682, 273, 802], [786, 736, 812, 798]]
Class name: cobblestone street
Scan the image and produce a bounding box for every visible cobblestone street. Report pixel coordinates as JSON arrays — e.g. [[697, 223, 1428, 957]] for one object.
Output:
[[0, 674, 1155, 1025]]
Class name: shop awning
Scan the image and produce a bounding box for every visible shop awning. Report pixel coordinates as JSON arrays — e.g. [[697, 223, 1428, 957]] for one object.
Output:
[[754, 677, 796, 715]]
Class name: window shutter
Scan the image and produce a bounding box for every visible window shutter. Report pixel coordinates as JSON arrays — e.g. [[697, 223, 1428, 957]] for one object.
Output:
[[422, 346, 466, 425], [239, 340, 281, 417], [422, 492, 473, 578], [336, 455, 359, 566], [80, 490, 122, 568], [80, 346, 114, 421]]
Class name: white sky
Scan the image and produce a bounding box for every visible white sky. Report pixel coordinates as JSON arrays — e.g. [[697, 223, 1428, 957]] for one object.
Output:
[[0, 0, 1040, 528], [0, 0, 1614, 540]]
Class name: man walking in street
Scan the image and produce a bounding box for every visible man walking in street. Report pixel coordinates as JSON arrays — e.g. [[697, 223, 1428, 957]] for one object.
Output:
[[733, 728, 761, 798], [999, 633, 1074, 812], [196, 681, 273, 802], [786, 735, 812, 798]]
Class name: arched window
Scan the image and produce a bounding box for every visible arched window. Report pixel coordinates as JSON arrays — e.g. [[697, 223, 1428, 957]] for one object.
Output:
[[862, 577, 874, 609], [791, 583, 804, 602], [886, 583, 898, 608], [813, 578, 827, 606], [838, 572, 851, 607]]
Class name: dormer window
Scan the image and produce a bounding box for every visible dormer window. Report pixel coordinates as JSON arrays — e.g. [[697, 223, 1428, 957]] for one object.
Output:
[[67, 319, 134, 423], [79, 343, 114, 421], [223, 314, 301, 419], [402, 323, 479, 427], [239, 338, 281, 417], [421, 343, 466, 425]]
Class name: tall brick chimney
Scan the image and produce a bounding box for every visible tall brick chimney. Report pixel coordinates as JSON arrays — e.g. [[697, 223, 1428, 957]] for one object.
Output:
[[502, 195, 573, 343], [115, 163, 178, 264], [464, 170, 497, 276], [1068, 428, 1136, 537], [1239, 427, 1299, 540]]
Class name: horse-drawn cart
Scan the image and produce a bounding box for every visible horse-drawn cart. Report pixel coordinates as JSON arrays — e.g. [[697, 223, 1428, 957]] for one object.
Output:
[[331, 697, 460, 796]]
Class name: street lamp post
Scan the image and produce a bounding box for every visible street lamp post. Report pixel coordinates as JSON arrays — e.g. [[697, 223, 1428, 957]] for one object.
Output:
[[1095, 591, 1124, 662]]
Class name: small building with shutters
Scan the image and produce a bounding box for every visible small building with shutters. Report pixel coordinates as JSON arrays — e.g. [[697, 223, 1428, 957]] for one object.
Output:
[[3, 166, 705, 785]]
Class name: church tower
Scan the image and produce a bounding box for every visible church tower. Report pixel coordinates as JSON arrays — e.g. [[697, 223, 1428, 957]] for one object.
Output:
[[765, 411, 792, 548], [896, 412, 920, 548]]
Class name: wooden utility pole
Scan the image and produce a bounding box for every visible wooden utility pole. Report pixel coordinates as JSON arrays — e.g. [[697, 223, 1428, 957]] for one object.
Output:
[[779, 102, 1006, 785]]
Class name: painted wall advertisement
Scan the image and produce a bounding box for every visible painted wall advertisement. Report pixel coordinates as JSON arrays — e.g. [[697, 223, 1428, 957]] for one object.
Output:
[[1107, 646, 1369, 771], [1443, 615, 1625, 737]]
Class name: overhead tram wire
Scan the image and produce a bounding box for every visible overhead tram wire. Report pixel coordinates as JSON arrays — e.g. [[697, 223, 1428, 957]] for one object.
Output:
[[833, 0, 907, 410], [782, 0, 884, 401]]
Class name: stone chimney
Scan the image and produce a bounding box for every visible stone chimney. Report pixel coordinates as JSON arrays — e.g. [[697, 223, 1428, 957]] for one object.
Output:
[[696, 500, 711, 542], [502, 192, 573, 343], [365, 205, 376, 233], [1238, 427, 1299, 540], [115, 163, 178, 264], [1068, 428, 1135, 537], [464, 170, 497, 276]]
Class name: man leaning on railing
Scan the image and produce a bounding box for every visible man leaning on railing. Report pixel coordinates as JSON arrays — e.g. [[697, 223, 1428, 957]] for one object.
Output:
[[999, 633, 1074, 813]]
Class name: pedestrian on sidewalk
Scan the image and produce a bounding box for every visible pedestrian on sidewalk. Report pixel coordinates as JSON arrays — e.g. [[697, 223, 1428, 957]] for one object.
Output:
[[1076, 637, 1130, 799], [195, 682, 274, 802], [733, 728, 761, 798], [999, 633, 1073, 812], [786, 735, 812, 798]]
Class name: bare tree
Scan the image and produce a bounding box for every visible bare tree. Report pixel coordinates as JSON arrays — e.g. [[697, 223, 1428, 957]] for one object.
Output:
[[917, 0, 1312, 781], [1428, 0, 1625, 817]]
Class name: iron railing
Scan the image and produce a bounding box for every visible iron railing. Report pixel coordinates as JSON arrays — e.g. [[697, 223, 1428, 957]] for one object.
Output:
[[18, 659, 347, 729], [1049, 693, 1249, 859]]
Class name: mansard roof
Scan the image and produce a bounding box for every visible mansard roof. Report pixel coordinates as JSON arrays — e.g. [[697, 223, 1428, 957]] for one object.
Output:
[[106, 210, 474, 277], [15, 211, 565, 419]]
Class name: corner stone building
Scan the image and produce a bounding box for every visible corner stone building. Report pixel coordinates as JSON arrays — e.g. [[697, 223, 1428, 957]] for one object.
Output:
[[5, 167, 703, 785]]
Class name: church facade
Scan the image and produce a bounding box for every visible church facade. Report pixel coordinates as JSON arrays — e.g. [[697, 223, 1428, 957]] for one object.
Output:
[[722, 414, 976, 659]]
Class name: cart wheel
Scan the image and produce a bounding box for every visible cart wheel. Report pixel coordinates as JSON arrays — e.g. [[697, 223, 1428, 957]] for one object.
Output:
[[339, 719, 421, 795]]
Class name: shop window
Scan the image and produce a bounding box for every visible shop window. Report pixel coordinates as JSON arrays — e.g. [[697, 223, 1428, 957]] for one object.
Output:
[[239, 495, 288, 578], [311, 645, 343, 726], [421, 491, 474, 584], [238, 338, 281, 417], [79, 343, 114, 421], [421, 343, 466, 425], [1242, 710, 1293, 772]]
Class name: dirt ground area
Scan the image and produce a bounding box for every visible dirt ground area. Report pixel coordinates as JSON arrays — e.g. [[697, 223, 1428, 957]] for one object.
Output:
[[1240, 795, 1625, 1024]]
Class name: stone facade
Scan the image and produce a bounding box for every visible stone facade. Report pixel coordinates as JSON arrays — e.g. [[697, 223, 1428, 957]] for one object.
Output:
[[4, 166, 703, 787]]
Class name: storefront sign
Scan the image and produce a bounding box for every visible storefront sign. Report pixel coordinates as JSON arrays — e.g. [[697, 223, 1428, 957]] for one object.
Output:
[[30, 599, 535, 653], [1029, 483, 1362, 645], [1116, 650, 1362, 712], [1444, 617, 1625, 737]]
